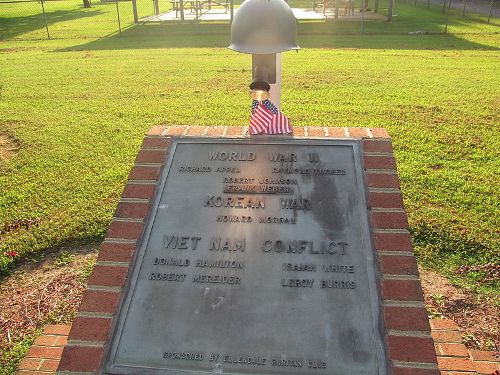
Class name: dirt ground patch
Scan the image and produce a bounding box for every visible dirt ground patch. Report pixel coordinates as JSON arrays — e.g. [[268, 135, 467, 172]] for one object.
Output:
[[0, 133, 19, 164], [0, 244, 98, 367], [420, 266, 500, 351], [1, 247, 498, 371]]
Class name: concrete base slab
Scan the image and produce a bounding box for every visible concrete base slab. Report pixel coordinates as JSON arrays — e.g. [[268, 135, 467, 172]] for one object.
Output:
[[142, 7, 386, 21]]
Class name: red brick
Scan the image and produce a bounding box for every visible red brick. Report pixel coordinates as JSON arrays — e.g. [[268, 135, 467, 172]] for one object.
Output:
[[79, 290, 120, 314], [437, 357, 477, 372], [69, 317, 112, 342], [55, 336, 68, 347], [135, 149, 167, 164], [106, 220, 143, 240], [384, 306, 430, 331], [326, 127, 347, 137], [430, 319, 459, 331], [128, 165, 161, 181], [27, 346, 64, 360], [225, 126, 246, 136], [97, 242, 136, 263], [115, 202, 149, 219], [367, 172, 401, 188], [368, 191, 404, 209], [388, 336, 438, 363], [205, 126, 226, 136], [374, 232, 413, 251], [392, 368, 440, 375], [146, 125, 166, 135], [371, 211, 409, 229], [34, 335, 58, 347], [292, 127, 306, 137], [432, 330, 463, 343], [348, 127, 370, 138], [165, 125, 188, 136], [39, 359, 60, 371], [363, 155, 397, 170], [18, 357, 42, 370], [185, 126, 207, 136], [122, 183, 156, 200], [43, 325, 71, 336], [371, 128, 390, 138], [307, 126, 325, 137], [363, 139, 393, 153], [88, 265, 128, 287], [475, 361, 499, 374], [437, 343, 469, 357], [469, 350, 499, 362], [141, 136, 172, 149], [382, 279, 424, 301], [379, 255, 418, 275], [58, 346, 104, 372]]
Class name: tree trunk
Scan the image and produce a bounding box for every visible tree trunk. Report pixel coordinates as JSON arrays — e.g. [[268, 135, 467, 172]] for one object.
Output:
[[83, 0, 91, 8]]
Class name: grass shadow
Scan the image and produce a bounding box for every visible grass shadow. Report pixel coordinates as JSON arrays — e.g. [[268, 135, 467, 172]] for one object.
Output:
[[0, 8, 105, 40], [57, 18, 498, 52]]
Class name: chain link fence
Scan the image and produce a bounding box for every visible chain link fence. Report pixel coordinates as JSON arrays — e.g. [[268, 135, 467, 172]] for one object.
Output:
[[0, 0, 497, 40], [0, 0, 168, 39]]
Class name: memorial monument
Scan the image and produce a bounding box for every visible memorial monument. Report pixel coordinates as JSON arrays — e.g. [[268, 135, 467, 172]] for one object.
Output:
[[57, 1, 439, 374]]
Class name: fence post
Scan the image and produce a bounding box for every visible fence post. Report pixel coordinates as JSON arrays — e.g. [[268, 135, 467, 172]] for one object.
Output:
[[116, 0, 122, 35], [361, 0, 365, 33], [132, 0, 139, 23], [40, 0, 50, 39], [488, 0, 494, 22], [154, 0, 159, 15], [375, 0, 379, 12]]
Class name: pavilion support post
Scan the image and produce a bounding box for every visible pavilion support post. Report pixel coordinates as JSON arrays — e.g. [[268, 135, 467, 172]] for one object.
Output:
[[132, 0, 138, 23], [154, 0, 159, 15], [375, 0, 379, 12], [180, 0, 185, 20], [230, 0, 234, 22], [335, 0, 339, 20], [461, 0, 467, 15], [387, 0, 394, 20]]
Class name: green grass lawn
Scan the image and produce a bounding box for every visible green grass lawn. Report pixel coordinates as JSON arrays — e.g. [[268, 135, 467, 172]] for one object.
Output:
[[0, 2, 499, 372]]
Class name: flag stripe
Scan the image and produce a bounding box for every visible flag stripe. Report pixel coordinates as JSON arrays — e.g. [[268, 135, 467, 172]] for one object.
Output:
[[249, 103, 273, 134]]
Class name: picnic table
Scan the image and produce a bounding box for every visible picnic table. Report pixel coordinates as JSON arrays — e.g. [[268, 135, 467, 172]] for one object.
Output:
[[171, 0, 230, 19]]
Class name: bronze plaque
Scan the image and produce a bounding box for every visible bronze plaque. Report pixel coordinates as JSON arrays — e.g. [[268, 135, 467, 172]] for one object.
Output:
[[105, 138, 388, 375]]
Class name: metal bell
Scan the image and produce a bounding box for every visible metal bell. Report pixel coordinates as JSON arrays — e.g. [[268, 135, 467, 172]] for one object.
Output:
[[229, 0, 300, 54]]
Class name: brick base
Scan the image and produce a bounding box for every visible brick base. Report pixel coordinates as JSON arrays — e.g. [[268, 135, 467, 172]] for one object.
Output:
[[431, 319, 500, 375], [16, 325, 69, 374], [18, 320, 499, 374], [14, 127, 498, 375]]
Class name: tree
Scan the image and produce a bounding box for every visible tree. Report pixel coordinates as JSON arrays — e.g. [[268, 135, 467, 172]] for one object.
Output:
[[83, 0, 91, 8]]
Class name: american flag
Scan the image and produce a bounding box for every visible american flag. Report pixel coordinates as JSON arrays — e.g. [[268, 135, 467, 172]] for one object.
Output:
[[268, 111, 292, 134], [249, 102, 273, 135], [250, 99, 292, 135]]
